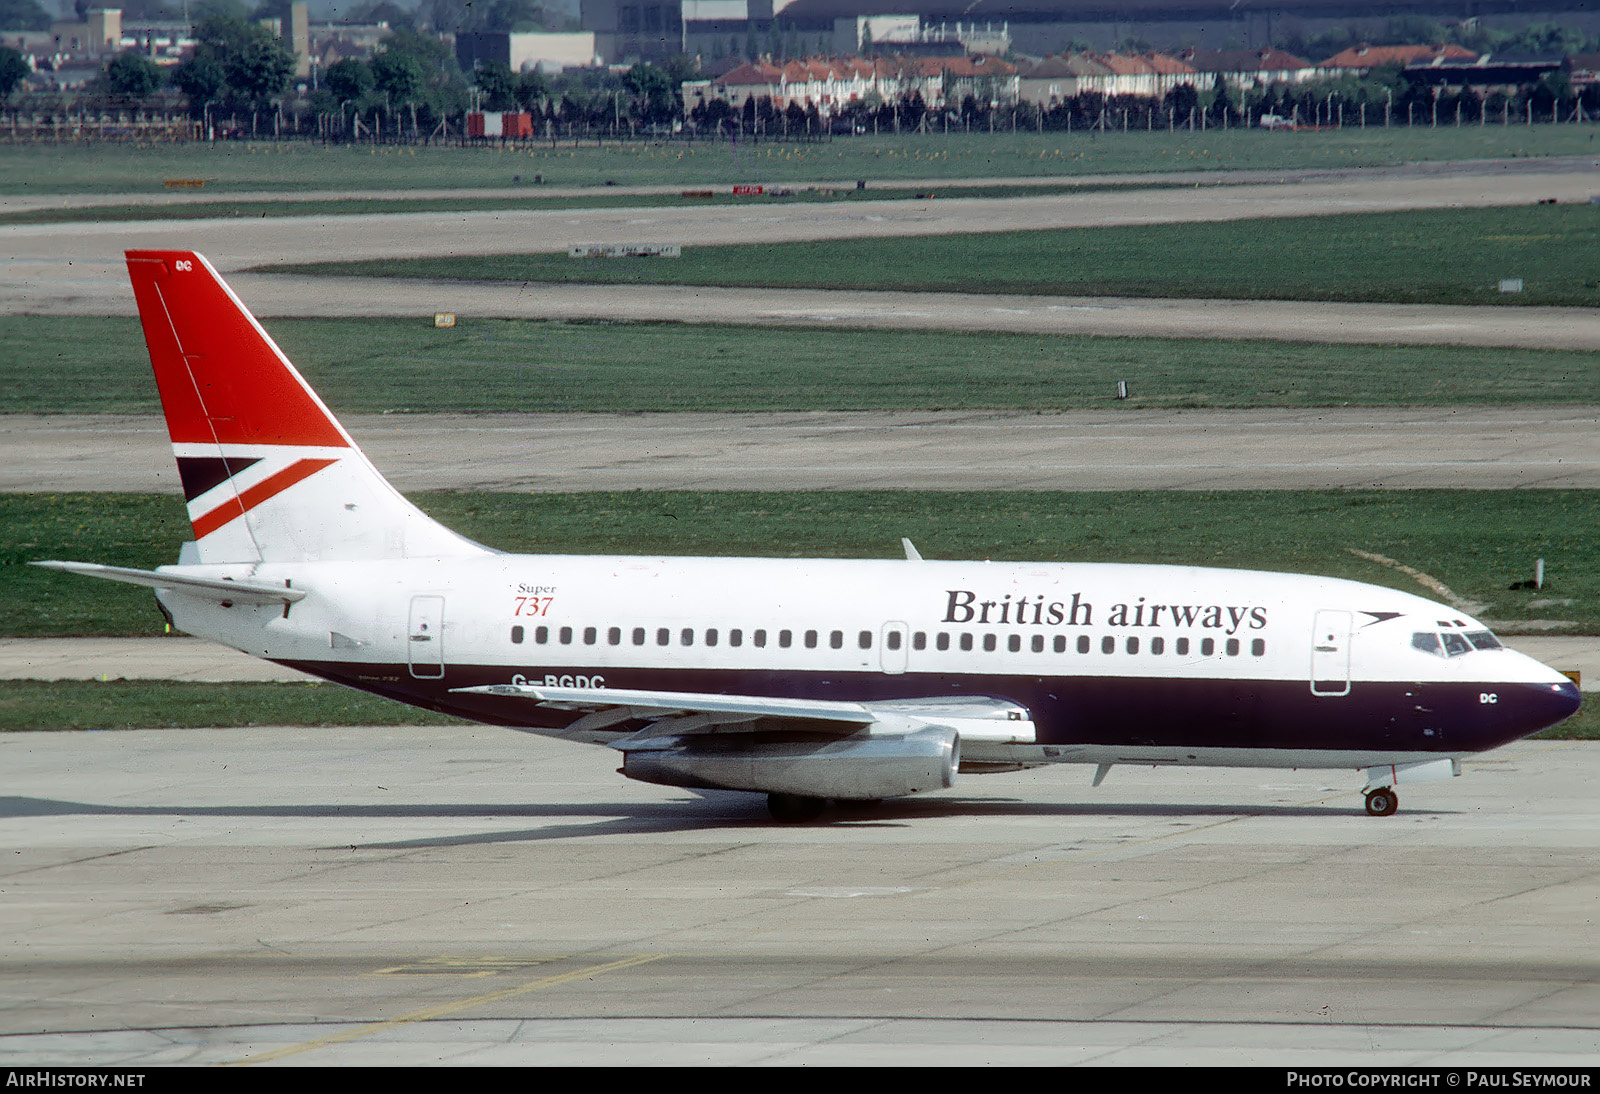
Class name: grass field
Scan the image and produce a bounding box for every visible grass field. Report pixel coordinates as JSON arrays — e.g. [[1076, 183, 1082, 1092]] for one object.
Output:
[[7, 315, 1596, 414], [0, 677, 1588, 736], [5, 490, 1594, 637], [0, 678, 465, 731], [3, 127, 1597, 195], [272, 203, 1600, 309]]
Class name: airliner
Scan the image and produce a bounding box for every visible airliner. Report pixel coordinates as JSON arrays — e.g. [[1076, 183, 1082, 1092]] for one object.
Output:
[[35, 250, 1581, 822]]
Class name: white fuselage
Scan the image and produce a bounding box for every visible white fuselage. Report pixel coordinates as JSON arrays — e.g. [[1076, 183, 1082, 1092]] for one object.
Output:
[[157, 554, 1579, 772]]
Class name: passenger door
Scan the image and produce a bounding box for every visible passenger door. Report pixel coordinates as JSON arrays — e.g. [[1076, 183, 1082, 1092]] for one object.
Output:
[[1310, 609, 1351, 696]]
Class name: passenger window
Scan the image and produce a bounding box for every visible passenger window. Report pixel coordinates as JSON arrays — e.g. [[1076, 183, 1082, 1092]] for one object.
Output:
[[1008, 635, 1021, 653], [632, 627, 645, 646], [705, 628, 718, 647], [1031, 635, 1044, 653], [559, 626, 573, 645], [936, 633, 950, 651], [754, 629, 767, 647], [1176, 637, 1189, 655], [983, 634, 997, 652], [607, 627, 621, 645], [886, 631, 902, 651], [805, 630, 818, 649], [656, 627, 670, 646], [681, 628, 694, 646], [1101, 636, 1114, 655], [779, 630, 792, 648], [1251, 639, 1265, 656], [1077, 635, 1090, 654], [858, 630, 872, 650], [1226, 638, 1239, 656], [535, 626, 548, 644], [913, 632, 926, 651], [1126, 636, 1139, 654], [511, 626, 524, 644], [582, 627, 596, 645], [1054, 635, 1066, 653], [730, 629, 742, 647], [829, 630, 843, 650], [1200, 638, 1214, 656], [960, 633, 973, 651], [1151, 637, 1164, 655]]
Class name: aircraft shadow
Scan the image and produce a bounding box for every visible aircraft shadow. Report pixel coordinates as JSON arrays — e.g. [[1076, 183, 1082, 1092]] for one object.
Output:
[[0, 794, 1423, 848]]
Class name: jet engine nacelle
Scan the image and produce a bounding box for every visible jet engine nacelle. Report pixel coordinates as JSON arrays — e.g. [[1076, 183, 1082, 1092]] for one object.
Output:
[[619, 726, 960, 801]]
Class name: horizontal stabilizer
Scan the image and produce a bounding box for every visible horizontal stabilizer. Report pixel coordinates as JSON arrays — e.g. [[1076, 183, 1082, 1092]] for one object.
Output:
[[31, 561, 306, 606]]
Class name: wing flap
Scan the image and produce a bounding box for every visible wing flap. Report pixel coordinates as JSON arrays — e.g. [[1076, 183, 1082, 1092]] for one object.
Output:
[[451, 685, 1037, 744], [451, 683, 876, 725]]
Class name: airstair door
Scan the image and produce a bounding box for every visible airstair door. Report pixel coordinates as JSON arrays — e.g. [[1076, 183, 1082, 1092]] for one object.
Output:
[[1310, 609, 1352, 697]]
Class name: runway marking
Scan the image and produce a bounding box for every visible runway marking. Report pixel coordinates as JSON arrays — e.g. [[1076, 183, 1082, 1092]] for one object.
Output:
[[372, 954, 564, 977], [222, 952, 665, 1066]]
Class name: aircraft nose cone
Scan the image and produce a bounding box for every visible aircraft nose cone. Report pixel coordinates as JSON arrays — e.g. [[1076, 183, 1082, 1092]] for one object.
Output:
[[1520, 678, 1582, 734]]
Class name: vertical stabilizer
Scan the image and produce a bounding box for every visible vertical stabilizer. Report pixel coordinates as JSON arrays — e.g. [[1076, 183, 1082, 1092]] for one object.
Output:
[[125, 250, 486, 564]]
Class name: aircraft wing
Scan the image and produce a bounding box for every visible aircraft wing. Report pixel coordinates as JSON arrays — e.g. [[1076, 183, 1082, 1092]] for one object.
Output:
[[31, 561, 306, 606], [452, 683, 875, 728], [451, 684, 1034, 743]]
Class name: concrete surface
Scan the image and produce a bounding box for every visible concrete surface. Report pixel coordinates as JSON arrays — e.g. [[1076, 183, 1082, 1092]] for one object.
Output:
[[2, 727, 1597, 1065], [6, 166, 1599, 356], [7, 407, 1599, 494]]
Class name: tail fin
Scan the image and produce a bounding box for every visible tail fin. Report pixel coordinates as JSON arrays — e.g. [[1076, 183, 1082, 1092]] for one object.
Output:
[[125, 250, 486, 564]]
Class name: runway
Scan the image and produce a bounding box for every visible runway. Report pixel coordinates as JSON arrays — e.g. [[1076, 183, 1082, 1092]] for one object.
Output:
[[8, 406, 1598, 493], [6, 164, 1598, 354], [2, 725, 1598, 1065]]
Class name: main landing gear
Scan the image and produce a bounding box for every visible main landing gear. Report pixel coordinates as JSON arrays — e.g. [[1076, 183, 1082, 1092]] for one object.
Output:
[[1364, 787, 1399, 817], [767, 793, 826, 823]]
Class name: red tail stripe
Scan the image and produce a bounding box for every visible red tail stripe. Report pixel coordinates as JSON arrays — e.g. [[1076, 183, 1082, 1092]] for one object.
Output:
[[125, 251, 350, 449], [190, 458, 338, 539]]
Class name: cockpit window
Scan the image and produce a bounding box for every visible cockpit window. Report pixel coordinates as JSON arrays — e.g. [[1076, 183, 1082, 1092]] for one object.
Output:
[[1414, 629, 1504, 657], [1411, 632, 1442, 656]]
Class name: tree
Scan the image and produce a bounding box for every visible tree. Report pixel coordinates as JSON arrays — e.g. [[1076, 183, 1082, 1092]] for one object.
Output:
[[0, 0, 51, 31], [323, 57, 373, 104], [622, 62, 675, 125], [103, 50, 164, 102], [514, 69, 548, 112], [0, 47, 28, 101], [1209, 72, 1233, 124], [351, 0, 416, 28], [371, 45, 425, 107], [171, 53, 225, 116], [173, 15, 292, 115], [224, 30, 294, 108], [475, 59, 517, 110]]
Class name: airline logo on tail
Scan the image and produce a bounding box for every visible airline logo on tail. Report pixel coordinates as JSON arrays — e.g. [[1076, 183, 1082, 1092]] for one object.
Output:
[[124, 250, 482, 564], [176, 450, 339, 539]]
